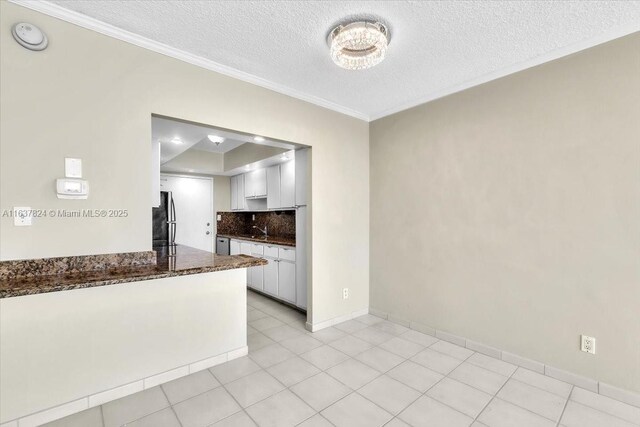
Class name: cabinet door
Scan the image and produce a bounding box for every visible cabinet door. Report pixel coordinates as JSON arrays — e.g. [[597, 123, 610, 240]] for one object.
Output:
[[254, 169, 267, 197], [230, 176, 238, 210], [278, 261, 296, 303], [267, 165, 281, 209], [230, 240, 240, 255], [244, 172, 253, 198], [237, 174, 246, 210], [280, 160, 295, 208], [251, 265, 264, 291], [240, 243, 252, 255], [263, 258, 278, 296]]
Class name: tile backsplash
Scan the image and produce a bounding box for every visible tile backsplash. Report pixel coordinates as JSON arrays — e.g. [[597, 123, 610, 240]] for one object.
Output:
[[217, 211, 296, 237]]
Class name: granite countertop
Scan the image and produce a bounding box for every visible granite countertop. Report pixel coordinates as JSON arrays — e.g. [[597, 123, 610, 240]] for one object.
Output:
[[218, 234, 296, 247], [0, 245, 266, 299]]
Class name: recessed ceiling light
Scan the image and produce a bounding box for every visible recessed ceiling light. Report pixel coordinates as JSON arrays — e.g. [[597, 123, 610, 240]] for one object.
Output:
[[328, 21, 389, 70], [253, 136, 265, 142], [207, 135, 225, 145], [171, 137, 183, 144]]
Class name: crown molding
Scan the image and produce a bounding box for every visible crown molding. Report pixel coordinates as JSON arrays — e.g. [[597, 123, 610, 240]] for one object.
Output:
[[369, 24, 640, 121], [9, 0, 640, 123], [9, 0, 371, 122]]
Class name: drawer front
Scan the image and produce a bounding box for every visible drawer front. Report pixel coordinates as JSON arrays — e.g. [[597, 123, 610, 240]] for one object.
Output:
[[251, 244, 264, 256], [264, 246, 279, 258], [278, 247, 296, 262]]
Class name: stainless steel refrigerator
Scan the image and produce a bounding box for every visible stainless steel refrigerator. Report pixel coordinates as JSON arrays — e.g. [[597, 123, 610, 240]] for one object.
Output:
[[152, 191, 176, 248]]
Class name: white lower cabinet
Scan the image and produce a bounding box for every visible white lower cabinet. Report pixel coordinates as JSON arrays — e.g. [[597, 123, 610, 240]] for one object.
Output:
[[278, 260, 296, 304], [250, 265, 263, 291], [240, 242, 252, 287], [230, 240, 240, 255], [263, 258, 278, 296], [235, 240, 299, 308]]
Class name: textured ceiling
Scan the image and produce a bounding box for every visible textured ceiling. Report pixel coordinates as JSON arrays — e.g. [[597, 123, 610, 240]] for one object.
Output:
[[43, 1, 640, 120]]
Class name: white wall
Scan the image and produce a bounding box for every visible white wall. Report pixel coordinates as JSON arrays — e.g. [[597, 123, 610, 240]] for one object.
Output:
[[0, 2, 369, 326], [0, 269, 247, 423], [370, 33, 640, 393]]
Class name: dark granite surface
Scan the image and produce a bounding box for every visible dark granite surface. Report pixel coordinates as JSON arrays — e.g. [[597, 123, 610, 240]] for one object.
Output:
[[217, 234, 296, 247], [0, 245, 266, 299], [217, 211, 296, 242], [0, 251, 156, 280]]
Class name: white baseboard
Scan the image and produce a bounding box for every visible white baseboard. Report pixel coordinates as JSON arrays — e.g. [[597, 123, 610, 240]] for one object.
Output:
[[369, 307, 640, 408], [306, 307, 369, 332], [5, 346, 248, 427]]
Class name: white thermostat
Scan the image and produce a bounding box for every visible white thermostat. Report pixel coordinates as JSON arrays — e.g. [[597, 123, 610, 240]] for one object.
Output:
[[56, 179, 89, 199]]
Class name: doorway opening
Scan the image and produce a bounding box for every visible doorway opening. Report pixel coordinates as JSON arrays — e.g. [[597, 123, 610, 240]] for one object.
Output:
[[150, 114, 312, 319]]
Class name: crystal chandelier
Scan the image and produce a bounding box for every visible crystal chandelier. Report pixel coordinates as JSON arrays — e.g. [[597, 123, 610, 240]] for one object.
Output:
[[328, 21, 389, 70]]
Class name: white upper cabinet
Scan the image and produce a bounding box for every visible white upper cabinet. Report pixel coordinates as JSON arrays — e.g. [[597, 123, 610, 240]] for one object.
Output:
[[237, 174, 246, 210], [231, 158, 296, 210], [267, 165, 281, 209], [280, 160, 295, 208], [245, 169, 267, 198], [230, 175, 238, 210], [231, 174, 247, 211]]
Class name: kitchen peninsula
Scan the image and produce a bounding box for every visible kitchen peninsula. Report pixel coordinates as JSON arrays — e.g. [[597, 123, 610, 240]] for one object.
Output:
[[0, 245, 266, 298], [0, 246, 265, 425]]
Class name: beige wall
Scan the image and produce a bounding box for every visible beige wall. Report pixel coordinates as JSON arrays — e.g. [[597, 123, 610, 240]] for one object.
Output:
[[0, 2, 369, 325], [213, 175, 231, 237], [370, 33, 640, 393], [214, 175, 231, 213]]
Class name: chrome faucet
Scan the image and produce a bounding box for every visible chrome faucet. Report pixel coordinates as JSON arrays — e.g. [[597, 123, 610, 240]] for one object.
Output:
[[252, 225, 268, 236]]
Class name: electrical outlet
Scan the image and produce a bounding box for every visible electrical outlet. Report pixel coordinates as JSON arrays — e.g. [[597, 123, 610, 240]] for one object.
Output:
[[581, 335, 596, 354], [342, 288, 349, 299]]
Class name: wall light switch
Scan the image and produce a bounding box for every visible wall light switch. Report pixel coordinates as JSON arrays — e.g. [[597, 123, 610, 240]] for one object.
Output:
[[14, 207, 32, 226], [217, 214, 221, 221], [65, 157, 82, 178]]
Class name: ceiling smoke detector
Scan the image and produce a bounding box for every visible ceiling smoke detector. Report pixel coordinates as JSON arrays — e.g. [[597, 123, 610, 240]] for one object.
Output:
[[328, 21, 389, 70], [12, 22, 49, 51]]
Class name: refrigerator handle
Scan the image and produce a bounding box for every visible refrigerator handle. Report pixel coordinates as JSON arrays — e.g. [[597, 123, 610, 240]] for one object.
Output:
[[170, 195, 177, 245]]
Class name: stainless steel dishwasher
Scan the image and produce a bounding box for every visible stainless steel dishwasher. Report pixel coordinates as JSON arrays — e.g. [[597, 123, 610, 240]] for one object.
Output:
[[216, 236, 230, 255]]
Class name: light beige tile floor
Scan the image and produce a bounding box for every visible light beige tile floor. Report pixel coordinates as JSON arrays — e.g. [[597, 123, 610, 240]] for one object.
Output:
[[44, 290, 640, 427]]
